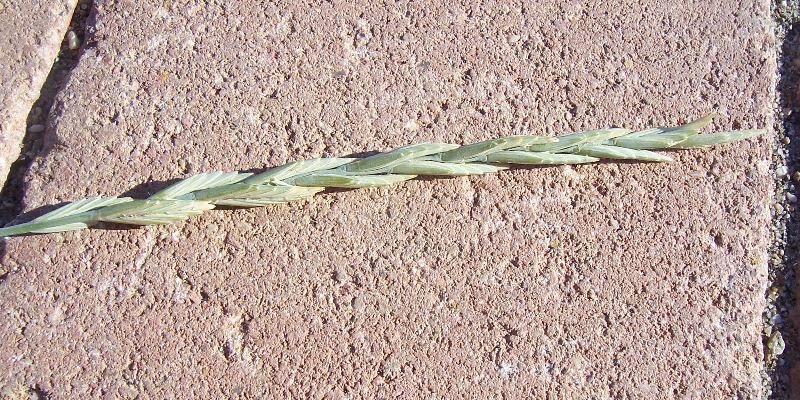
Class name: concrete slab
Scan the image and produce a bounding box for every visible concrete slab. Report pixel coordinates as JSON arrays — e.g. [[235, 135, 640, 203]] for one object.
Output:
[[0, 0, 77, 187], [0, 0, 775, 398]]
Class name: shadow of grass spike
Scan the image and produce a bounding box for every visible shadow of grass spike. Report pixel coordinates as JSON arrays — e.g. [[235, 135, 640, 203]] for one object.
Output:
[[0, 114, 765, 238]]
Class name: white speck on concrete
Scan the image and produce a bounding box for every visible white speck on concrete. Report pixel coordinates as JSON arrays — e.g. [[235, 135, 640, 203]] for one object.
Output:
[[133, 233, 156, 269], [498, 362, 519, 377], [404, 119, 419, 131], [756, 159, 771, 175]]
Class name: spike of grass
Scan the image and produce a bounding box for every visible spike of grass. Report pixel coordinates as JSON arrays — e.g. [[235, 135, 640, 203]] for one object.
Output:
[[344, 143, 459, 173], [150, 171, 251, 200], [486, 151, 599, 165], [571, 144, 674, 162], [33, 196, 133, 222], [0, 114, 764, 237], [672, 129, 764, 148], [438, 136, 555, 162], [612, 132, 698, 150], [179, 184, 261, 202], [244, 158, 354, 185], [96, 200, 214, 225], [525, 128, 633, 152], [293, 173, 417, 188], [214, 186, 323, 207], [390, 160, 505, 176]]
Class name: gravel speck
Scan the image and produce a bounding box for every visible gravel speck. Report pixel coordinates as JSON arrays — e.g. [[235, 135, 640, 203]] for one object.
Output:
[[67, 30, 80, 50], [352, 295, 365, 312], [27, 124, 45, 133], [380, 357, 401, 380], [499, 362, 520, 376], [333, 270, 346, 284], [767, 331, 786, 357]]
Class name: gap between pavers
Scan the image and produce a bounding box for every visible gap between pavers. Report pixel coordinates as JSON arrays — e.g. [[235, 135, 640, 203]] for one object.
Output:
[[0, 0, 78, 188]]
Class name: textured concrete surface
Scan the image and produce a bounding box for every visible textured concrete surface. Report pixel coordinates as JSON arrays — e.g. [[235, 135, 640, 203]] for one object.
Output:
[[0, 0, 77, 188], [0, 0, 775, 398]]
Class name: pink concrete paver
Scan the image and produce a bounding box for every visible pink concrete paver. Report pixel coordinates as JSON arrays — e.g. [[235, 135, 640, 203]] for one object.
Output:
[[0, 0, 77, 187], [0, 0, 775, 398]]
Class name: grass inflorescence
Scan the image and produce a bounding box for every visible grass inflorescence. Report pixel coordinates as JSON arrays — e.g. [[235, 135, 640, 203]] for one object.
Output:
[[0, 114, 763, 237]]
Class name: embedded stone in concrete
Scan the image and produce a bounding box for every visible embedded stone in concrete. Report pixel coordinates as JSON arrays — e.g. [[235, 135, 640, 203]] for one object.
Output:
[[0, 0, 77, 187], [0, 1, 775, 397]]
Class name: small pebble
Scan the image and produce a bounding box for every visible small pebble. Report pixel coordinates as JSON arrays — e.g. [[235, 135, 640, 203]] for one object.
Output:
[[793, 171, 800, 182], [67, 31, 80, 50], [498, 362, 520, 376], [28, 124, 45, 133], [782, 136, 791, 145], [767, 331, 786, 357], [380, 358, 401, 379], [31, 106, 43, 118], [786, 192, 797, 203], [774, 203, 784, 214], [775, 165, 788, 178]]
